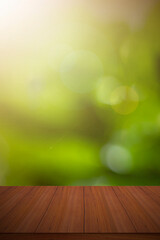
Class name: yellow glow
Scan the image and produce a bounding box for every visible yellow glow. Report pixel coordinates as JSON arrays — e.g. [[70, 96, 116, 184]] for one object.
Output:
[[49, 44, 73, 72], [60, 50, 103, 93], [110, 86, 139, 115], [97, 76, 120, 104]]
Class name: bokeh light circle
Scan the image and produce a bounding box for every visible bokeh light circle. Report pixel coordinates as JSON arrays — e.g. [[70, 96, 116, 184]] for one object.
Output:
[[110, 86, 139, 115], [49, 44, 73, 72], [60, 50, 103, 93], [97, 76, 120, 104], [101, 144, 133, 174]]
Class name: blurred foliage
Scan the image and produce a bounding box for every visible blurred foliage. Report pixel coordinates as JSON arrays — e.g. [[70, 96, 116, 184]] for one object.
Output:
[[0, 0, 160, 185]]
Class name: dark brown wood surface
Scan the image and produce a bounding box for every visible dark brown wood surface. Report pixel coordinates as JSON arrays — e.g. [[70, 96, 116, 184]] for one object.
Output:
[[0, 186, 160, 239], [0, 233, 160, 240]]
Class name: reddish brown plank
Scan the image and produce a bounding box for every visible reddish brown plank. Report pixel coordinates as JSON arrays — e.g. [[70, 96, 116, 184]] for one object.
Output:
[[36, 186, 84, 233], [0, 233, 160, 240], [0, 187, 11, 195], [0, 186, 160, 235], [125, 186, 160, 231], [0, 187, 33, 222], [139, 187, 160, 208], [113, 186, 160, 233], [84, 186, 135, 233], [0, 187, 18, 206], [0, 187, 57, 233], [146, 186, 160, 196]]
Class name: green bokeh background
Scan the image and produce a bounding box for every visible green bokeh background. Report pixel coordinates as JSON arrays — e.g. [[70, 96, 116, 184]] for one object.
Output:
[[0, 0, 160, 185]]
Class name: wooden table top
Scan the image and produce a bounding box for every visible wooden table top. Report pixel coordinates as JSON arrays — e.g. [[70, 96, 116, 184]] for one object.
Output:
[[0, 186, 160, 240]]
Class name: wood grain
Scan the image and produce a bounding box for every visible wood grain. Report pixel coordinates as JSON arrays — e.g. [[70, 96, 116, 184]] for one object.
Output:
[[146, 186, 160, 196], [36, 186, 84, 233], [0, 187, 57, 233], [0, 186, 159, 239], [126, 186, 160, 230], [84, 186, 135, 233], [0, 187, 10, 195], [113, 186, 160, 232], [0, 187, 33, 222], [139, 187, 160, 206]]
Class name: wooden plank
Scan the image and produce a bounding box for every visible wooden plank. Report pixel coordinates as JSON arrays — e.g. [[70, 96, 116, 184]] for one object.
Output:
[[0, 187, 11, 195], [84, 186, 135, 233], [0, 187, 57, 233], [146, 186, 160, 196], [139, 186, 160, 208], [36, 186, 84, 233], [0, 187, 33, 222], [113, 186, 160, 233], [0, 187, 18, 206], [0, 186, 160, 236], [0, 233, 160, 240], [125, 186, 160, 231]]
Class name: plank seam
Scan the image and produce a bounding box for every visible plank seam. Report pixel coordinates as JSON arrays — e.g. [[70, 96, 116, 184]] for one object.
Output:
[[83, 187, 85, 233], [112, 187, 137, 232], [125, 187, 160, 231], [139, 187, 160, 205], [35, 187, 58, 233]]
